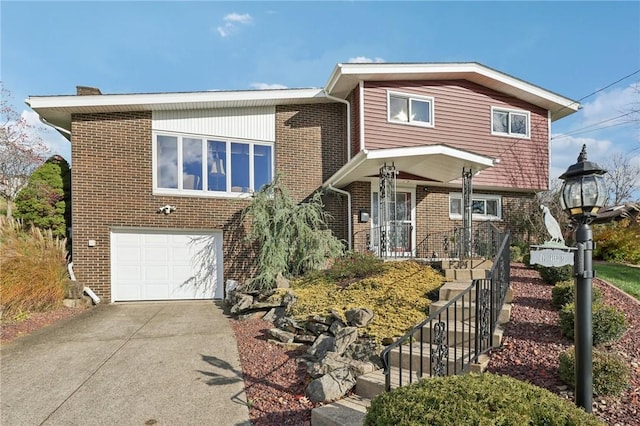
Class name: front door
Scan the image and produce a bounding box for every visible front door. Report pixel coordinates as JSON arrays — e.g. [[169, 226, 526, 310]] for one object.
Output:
[[371, 187, 415, 257]]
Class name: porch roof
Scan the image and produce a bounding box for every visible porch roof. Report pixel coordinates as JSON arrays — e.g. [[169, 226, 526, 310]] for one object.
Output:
[[322, 144, 498, 189]]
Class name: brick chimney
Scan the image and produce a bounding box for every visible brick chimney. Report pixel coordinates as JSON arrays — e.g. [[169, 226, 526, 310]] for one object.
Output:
[[76, 86, 102, 95]]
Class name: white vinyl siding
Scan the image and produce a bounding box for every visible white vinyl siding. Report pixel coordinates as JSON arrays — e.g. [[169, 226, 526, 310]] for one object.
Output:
[[153, 107, 276, 142]]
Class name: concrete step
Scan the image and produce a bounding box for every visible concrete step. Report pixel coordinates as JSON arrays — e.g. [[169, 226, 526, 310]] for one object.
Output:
[[441, 259, 493, 270], [411, 320, 504, 345], [311, 394, 370, 426], [387, 343, 472, 376], [439, 281, 513, 304], [444, 268, 489, 281], [428, 299, 476, 321], [355, 367, 419, 399]]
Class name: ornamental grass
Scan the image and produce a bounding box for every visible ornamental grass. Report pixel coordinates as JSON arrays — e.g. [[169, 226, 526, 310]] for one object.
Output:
[[289, 258, 445, 342], [0, 217, 69, 320]]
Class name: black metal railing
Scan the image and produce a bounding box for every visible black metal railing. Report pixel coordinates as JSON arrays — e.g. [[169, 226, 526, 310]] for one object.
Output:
[[380, 230, 511, 392], [353, 223, 414, 259]]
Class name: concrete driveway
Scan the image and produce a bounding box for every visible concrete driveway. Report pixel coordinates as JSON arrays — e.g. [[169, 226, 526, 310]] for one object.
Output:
[[1, 302, 250, 426]]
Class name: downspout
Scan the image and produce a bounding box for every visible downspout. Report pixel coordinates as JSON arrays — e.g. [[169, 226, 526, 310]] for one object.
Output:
[[327, 184, 352, 251], [322, 90, 351, 162], [68, 262, 101, 304], [40, 116, 99, 303]]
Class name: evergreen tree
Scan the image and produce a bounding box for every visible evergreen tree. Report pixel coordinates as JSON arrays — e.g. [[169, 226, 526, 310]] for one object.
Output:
[[14, 155, 71, 238], [242, 178, 344, 291]]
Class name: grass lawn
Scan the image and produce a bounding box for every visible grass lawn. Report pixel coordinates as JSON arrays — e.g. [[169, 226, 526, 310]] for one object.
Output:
[[594, 262, 640, 301]]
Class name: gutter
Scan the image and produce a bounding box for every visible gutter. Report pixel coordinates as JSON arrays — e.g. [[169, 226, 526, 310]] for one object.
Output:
[[68, 262, 100, 304], [322, 90, 352, 162], [39, 116, 72, 138], [327, 184, 352, 250]]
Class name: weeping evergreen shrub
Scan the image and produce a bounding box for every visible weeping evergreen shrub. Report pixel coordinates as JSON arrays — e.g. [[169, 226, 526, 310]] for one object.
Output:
[[242, 178, 344, 291]]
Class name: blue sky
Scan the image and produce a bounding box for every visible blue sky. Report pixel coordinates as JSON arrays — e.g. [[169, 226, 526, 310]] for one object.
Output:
[[2, 1, 639, 191]]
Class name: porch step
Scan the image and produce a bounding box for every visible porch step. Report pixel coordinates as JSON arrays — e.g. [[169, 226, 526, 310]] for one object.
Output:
[[387, 343, 473, 377], [439, 281, 513, 304], [310, 394, 370, 426], [441, 258, 493, 270], [428, 300, 512, 324], [444, 268, 489, 281], [356, 367, 417, 399], [411, 320, 504, 346]]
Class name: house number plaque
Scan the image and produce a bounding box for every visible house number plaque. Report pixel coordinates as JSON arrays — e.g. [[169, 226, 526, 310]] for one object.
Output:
[[529, 245, 575, 267]]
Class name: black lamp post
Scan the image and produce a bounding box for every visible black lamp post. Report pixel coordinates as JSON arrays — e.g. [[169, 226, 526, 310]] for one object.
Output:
[[558, 144, 607, 413]]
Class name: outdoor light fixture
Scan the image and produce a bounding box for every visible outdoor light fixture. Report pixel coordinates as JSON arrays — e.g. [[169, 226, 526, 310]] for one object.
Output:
[[558, 144, 607, 413], [559, 144, 607, 220], [358, 209, 370, 223]]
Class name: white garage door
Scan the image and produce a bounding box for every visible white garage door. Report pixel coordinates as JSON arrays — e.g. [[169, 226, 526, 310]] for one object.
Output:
[[111, 229, 224, 302]]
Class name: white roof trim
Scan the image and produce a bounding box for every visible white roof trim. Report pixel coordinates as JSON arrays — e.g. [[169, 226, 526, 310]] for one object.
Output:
[[323, 144, 497, 188], [26, 88, 326, 110]]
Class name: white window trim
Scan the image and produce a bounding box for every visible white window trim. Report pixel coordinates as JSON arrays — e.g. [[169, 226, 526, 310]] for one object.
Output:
[[449, 193, 502, 221], [491, 106, 531, 139], [387, 90, 435, 128], [152, 131, 274, 199]]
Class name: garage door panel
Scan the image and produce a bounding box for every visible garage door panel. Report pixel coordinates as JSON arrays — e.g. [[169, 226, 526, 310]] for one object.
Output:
[[111, 230, 223, 302]]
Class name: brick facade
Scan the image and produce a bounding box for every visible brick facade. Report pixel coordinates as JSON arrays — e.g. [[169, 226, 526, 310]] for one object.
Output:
[[72, 103, 346, 301]]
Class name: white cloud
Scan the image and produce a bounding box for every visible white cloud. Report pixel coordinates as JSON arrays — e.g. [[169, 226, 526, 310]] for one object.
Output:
[[550, 134, 613, 181], [217, 13, 253, 37], [21, 110, 71, 162], [249, 82, 288, 90], [224, 13, 252, 24], [580, 81, 639, 127], [347, 56, 385, 64]]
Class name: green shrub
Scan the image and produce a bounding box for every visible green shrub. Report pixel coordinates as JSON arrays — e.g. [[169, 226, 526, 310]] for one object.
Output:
[[510, 245, 523, 262], [593, 220, 640, 265], [0, 217, 69, 319], [559, 303, 627, 345], [538, 265, 573, 285], [14, 155, 71, 239], [559, 347, 629, 396], [523, 252, 532, 267], [326, 251, 386, 282], [364, 373, 604, 425], [551, 280, 603, 309]]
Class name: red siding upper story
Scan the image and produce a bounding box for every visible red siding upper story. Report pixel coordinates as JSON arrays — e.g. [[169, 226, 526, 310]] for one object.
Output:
[[360, 79, 550, 191]]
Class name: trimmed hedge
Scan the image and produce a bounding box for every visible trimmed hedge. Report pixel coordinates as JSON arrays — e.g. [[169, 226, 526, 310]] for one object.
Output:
[[551, 280, 603, 309], [365, 373, 604, 425], [559, 347, 629, 396], [538, 265, 573, 285], [559, 303, 626, 345]]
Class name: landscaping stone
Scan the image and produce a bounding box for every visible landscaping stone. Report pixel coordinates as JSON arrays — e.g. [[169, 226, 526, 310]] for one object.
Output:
[[268, 328, 295, 343], [294, 334, 317, 344], [262, 306, 286, 323], [309, 314, 332, 325], [274, 316, 303, 333], [275, 272, 290, 289], [230, 293, 254, 314], [307, 322, 329, 335], [343, 339, 383, 367], [307, 334, 335, 359], [333, 326, 359, 355], [329, 319, 346, 335], [345, 308, 374, 327], [306, 367, 356, 403]]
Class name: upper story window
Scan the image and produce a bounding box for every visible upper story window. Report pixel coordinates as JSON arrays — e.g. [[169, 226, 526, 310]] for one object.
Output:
[[387, 91, 434, 127], [154, 132, 273, 197], [449, 193, 502, 220], [491, 107, 530, 138]]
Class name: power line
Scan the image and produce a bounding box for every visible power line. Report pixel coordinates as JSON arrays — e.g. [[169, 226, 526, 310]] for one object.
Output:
[[552, 121, 633, 140], [551, 111, 637, 139]]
